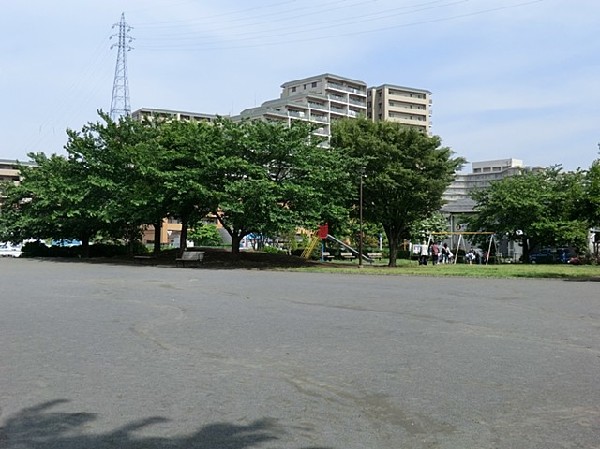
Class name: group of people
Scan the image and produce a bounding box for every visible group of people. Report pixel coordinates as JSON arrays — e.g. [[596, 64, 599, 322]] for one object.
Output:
[[419, 241, 454, 265]]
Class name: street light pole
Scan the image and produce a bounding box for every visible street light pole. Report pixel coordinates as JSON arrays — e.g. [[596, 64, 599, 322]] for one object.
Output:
[[359, 170, 364, 267]]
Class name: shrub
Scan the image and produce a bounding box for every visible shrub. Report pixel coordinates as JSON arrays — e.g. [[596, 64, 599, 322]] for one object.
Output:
[[21, 240, 50, 257]]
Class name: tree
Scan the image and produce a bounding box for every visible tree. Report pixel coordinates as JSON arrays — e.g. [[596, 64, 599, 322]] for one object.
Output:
[[410, 211, 449, 242], [64, 112, 166, 253], [0, 152, 118, 257], [188, 224, 223, 246], [331, 118, 464, 266], [469, 167, 589, 262], [580, 158, 600, 228], [153, 119, 221, 253], [212, 119, 352, 256]]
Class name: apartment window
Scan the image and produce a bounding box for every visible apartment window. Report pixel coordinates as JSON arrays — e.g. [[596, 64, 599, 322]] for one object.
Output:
[[311, 81, 317, 87], [303, 84, 307, 89], [291, 87, 296, 93]]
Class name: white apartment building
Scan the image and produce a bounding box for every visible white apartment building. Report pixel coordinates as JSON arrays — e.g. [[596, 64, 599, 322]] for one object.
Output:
[[443, 159, 525, 205], [132, 108, 219, 123], [0, 159, 35, 185], [234, 73, 369, 145], [367, 84, 432, 134]]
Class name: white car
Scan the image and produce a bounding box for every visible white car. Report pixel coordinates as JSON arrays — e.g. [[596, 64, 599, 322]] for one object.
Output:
[[0, 242, 22, 258]]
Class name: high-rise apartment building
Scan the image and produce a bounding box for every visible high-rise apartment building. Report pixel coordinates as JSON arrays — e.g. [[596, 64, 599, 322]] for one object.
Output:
[[131, 108, 218, 123], [235, 75, 432, 142], [234, 73, 368, 146], [367, 84, 431, 134]]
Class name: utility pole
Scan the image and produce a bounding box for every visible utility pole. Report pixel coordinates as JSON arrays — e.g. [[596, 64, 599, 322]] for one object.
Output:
[[358, 170, 365, 267], [110, 13, 133, 121]]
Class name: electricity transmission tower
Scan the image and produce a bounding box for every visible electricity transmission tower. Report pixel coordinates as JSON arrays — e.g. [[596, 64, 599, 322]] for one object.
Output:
[[110, 13, 133, 121]]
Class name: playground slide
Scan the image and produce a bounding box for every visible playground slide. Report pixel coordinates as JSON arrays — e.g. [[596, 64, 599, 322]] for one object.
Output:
[[326, 234, 374, 263]]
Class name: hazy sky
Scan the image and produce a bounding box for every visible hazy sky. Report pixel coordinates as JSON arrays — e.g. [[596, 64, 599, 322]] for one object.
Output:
[[2, 0, 598, 171]]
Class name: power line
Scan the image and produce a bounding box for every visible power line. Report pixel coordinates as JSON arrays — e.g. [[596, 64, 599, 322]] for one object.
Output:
[[134, 0, 546, 53]]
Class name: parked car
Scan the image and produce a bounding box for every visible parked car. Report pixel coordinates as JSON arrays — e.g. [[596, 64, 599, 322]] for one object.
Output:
[[0, 242, 22, 258], [529, 250, 555, 264], [529, 247, 575, 264]]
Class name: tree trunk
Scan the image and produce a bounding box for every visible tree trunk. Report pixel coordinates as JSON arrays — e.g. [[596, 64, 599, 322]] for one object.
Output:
[[153, 219, 162, 255], [230, 233, 241, 257], [80, 234, 90, 258], [387, 233, 399, 267], [180, 216, 189, 254], [127, 225, 138, 255], [521, 236, 531, 263]]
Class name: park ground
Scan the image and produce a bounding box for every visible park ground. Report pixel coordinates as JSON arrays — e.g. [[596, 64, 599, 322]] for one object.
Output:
[[0, 258, 598, 448]]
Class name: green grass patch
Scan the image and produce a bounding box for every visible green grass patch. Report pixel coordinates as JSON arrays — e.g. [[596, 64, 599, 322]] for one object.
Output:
[[290, 259, 600, 280]]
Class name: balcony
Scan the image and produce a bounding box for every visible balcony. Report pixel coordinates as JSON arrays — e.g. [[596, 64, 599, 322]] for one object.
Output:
[[329, 106, 348, 115], [326, 82, 366, 96], [349, 97, 367, 108], [287, 109, 308, 119], [308, 102, 327, 111], [328, 93, 347, 104], [310, 114, 329, 123]]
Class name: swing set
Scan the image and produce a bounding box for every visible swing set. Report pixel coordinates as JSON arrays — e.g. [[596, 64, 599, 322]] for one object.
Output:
[[428, 231, 498, 264]]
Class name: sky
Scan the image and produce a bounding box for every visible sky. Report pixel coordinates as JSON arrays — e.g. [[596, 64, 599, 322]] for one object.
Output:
[[1, 0, 599, 171]]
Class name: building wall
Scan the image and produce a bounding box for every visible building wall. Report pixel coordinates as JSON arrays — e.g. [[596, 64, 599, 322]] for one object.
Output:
[[443, 159, 528, 204], [367, 84, 432, 134], [132, 108, 219, 123], [0, 159, 35, 184], [234, 73, 368, 146]]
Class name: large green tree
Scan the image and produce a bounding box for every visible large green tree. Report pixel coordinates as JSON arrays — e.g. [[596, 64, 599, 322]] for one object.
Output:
[[580, 158, 600, 228], [213, 119, 352, 255], [469, 167, 589, 262], [331, 118, 464, 266], [65, 112, 166, 252], [153, 119, 221, 253]]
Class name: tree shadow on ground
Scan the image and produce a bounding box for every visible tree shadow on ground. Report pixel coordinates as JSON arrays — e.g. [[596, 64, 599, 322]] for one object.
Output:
[[0, 399, 332, 449]]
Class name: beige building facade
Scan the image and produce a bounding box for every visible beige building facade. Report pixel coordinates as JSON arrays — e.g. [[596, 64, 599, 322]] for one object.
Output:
[[367, 84, 431, 134], [0, 159, 35, 185]]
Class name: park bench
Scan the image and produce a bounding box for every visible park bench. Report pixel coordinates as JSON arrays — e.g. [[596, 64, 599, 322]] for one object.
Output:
[[367, 252, 383, 260], [321, 252, 335, 261], [340, 252, 356, 261], [175, 250, 205, 267], [133, 255, 157, 265]]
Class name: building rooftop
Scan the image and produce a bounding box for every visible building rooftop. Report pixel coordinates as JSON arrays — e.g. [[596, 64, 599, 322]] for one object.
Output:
[[281, 73, 367, 88], [370, 83, 431, 95]]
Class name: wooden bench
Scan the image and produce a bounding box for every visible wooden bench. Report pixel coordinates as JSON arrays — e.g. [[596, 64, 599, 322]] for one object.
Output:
[[367, 252, 383, 260], [133, 255, 156, 265], [176, 250, 205, 267], [321, 252, 335, 261], [340, 252, 356, 261]]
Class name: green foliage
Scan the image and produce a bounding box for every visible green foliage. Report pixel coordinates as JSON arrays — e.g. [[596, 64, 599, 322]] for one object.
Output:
[[331, 117, 465, 266], [188, 224, 223, 246], [469, 167, 589, 261], [580, 159, 600, 227], [410, 211, 449, 241], [213, 119, 353, 254]]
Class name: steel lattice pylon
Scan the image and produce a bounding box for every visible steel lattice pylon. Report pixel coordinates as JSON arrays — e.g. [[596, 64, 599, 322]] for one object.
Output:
[[110, 12, 133, 121]]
